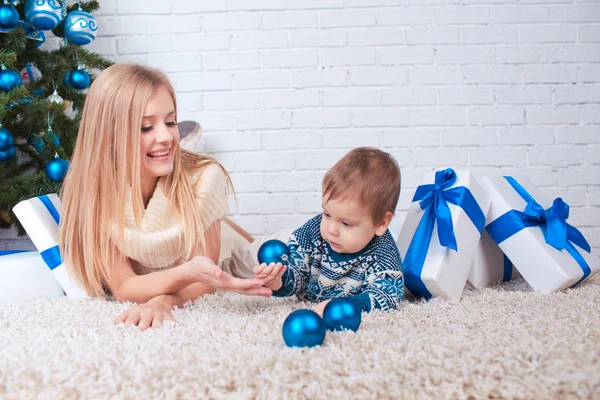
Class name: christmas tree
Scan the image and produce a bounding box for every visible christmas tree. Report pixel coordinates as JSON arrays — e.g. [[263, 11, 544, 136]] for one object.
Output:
[[0, 0, 112, 234]]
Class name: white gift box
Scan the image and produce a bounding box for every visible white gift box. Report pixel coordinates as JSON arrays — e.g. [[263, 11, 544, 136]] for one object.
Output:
[[396, 169, 491, 301], [482, 174, 599, 293], [466, 229, 520, 290], [0, 251, 65, 304], [13, 194, 89, 299]]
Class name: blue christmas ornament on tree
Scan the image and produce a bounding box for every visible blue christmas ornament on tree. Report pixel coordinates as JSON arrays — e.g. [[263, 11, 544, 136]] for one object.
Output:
[[63, 7, 97, 45], [257, 239, 290, 265], [0, 127, 14, 151], [322, 298, 362, 332], [0, 145, 16, 162], [45, 156, 69, 182], [68, 68, 90, 90], [0, 2, 20, 30], [29, 132, 60, 154], [0, 67, 22, 91], [282, 309, 326, 348], [25, 0, 63, 31]]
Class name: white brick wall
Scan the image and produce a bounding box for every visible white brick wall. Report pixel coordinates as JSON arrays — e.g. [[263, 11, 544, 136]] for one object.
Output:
[[3, 0, 600, 259]]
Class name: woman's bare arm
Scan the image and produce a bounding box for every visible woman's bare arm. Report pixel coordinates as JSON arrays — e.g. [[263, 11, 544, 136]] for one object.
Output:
[[146, 220, 271, 309], [147, 220, 223, 308], [106, 248, 201, 304], [110, 220, 269, 305]]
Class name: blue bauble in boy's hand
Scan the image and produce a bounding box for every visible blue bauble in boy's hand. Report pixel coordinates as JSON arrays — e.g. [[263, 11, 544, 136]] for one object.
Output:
[[322, 298, 362, 332], [282, 309, 326, 348], [257, 239, 290, 265]]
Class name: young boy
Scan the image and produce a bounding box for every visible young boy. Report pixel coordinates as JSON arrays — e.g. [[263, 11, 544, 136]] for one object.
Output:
[[224, 147, 404, 316]]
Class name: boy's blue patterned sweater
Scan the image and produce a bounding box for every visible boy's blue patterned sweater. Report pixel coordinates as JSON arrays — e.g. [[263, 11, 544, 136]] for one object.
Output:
[[273, 214, 404, 313]]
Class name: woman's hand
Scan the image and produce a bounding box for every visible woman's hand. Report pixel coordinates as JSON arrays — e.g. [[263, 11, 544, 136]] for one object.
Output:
[[114, 296, 175, 330], [187, 255, 272, 297]]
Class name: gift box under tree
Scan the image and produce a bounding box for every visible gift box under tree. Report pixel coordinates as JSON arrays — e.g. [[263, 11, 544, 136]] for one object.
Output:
[[13, 194, 88, 299], [0, 250, 64, 304]]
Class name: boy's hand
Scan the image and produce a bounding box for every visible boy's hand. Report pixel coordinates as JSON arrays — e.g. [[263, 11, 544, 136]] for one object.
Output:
[[253, 262, 286, 291]]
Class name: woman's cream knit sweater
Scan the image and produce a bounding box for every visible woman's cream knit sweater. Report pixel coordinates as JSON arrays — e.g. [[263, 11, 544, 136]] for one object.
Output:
[[113, 164, 229, 275]]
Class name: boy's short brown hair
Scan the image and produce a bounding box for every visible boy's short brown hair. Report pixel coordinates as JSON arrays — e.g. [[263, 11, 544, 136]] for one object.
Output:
[[322, 147, 401, 223]]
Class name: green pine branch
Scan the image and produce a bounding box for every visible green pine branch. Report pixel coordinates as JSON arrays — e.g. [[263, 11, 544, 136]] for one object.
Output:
[[0, 1, 113, 235]]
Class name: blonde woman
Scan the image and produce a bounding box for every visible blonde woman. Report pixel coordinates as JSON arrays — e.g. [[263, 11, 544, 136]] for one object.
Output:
[[59, 64, 271, 330]]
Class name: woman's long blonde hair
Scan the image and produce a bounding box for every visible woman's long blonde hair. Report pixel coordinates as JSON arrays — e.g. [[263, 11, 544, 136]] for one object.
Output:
[[59, 63, 229, 296]]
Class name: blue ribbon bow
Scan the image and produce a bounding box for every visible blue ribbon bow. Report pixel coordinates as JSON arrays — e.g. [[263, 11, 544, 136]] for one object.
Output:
[[486, 176, 591, 286], [404, 169, 486, 298]]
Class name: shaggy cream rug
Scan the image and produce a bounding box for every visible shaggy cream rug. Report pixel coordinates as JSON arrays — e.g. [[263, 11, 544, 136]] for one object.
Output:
[[1, 275, 599, 400]]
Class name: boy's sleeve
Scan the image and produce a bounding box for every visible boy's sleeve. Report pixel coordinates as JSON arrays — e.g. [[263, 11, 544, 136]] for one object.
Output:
[[272, 221, 314, 298], [345, 248, 404, 313]]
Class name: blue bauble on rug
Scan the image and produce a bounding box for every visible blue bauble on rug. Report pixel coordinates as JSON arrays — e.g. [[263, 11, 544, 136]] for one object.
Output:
[[68, 68, 90, 90], [0, 128, 14, 151], [0, 68, 22, 91], [63, 8, 97, 45], [24, 0, 63, 31], [322, 298, 362, 332], [44, 157, 69, 182], [0, 2, 19, 30], [282, 309, 326, 348], [0, 145, 16, 162], [257, 239, 290, 265]]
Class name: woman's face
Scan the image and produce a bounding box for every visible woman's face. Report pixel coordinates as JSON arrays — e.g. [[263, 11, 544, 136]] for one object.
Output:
[[139, 85, 179, 181]]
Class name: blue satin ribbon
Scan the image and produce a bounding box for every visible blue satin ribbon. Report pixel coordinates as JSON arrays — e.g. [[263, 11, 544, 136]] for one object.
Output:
[[25, 63, 34, 82], [36, 195, 63, 270], [0, 250, 32, 256], [486, 176, 591, 286], [38, 195, 60, 224], [404, 169, 486, 298], [0, 21, 46, 47], [503, 255, 512, 282], [41, 246, 61, 270]]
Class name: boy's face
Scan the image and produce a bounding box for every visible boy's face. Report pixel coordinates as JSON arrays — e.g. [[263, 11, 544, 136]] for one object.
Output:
[[320, 196, 382, 254]]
